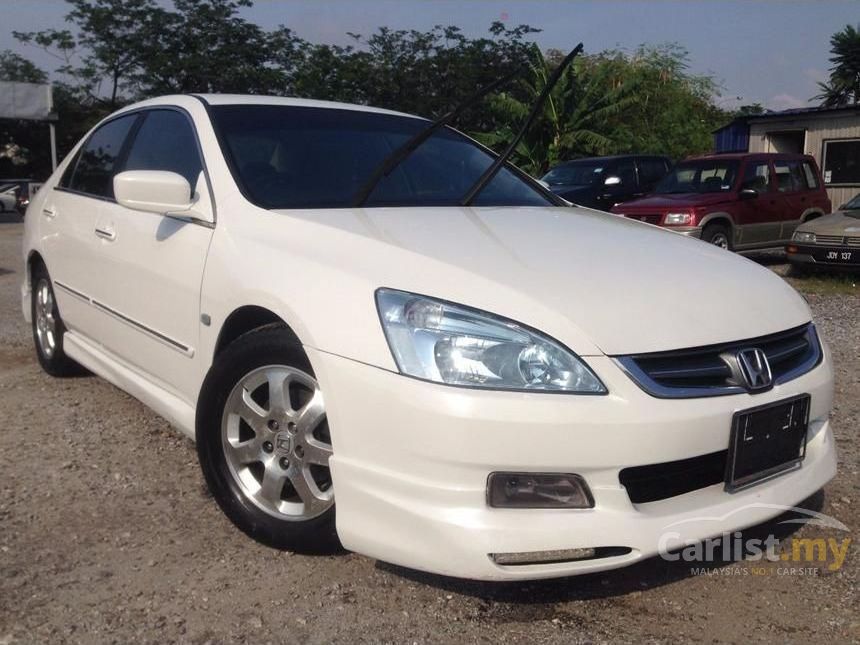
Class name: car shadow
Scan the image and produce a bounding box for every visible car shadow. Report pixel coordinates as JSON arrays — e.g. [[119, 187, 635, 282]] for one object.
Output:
[[375, 489, 826, 603], [742, 250, 788, 267]]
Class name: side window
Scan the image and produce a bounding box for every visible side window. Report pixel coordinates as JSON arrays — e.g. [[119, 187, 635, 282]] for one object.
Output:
[[614, 159, 637, 189], [740, 162, 772, 191], [122, 110, 204, 190], [637, 158, 669, 191], [774, 160, 809, 192], [68, 115, 138, 198], [801, 162, 819, 189]]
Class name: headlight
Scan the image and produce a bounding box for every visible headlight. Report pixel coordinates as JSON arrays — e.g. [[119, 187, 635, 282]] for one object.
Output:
[[663, 212, 692, 225], [375, 289, 606, 393], [792, 231, 816, 244]]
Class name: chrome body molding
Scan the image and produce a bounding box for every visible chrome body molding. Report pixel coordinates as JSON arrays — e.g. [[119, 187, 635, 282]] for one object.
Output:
[[53, 280, 194, 357]]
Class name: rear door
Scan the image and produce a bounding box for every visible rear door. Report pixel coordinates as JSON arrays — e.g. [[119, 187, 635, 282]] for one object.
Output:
[[773, 159, 811, 241], [88, 108, 214, 402], [39, 113, 141, 336], [735, 159, 784, 246]]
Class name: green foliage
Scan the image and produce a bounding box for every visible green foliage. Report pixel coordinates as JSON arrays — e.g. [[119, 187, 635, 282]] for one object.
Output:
[[475, 44, 725, 175], [0, 50, 48, 83], [815, 24, 860, 106]]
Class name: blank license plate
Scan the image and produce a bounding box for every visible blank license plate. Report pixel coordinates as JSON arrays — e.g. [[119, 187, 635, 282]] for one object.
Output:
[[725, 395, 810, 492]]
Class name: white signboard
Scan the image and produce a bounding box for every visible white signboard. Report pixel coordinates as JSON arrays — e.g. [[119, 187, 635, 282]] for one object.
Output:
[[0, 81, 53, 120]]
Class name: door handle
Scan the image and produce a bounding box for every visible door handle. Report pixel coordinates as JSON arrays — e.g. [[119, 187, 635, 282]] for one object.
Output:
[[94, 226, 116, 241], [42, 207, 56, 219]]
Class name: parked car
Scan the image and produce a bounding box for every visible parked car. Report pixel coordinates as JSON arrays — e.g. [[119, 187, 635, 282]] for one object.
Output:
[[0, 179, 42, 215], [541, 155, 671, 211], [610, 153, 831, 250], [22, 96, 835, 581], [0, 183, 18, 212], [787, 192, 860, 270]]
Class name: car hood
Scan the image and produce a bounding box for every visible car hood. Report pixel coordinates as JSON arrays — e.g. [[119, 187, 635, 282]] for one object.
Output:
[[277, 205, 810, 356], [798, 210, 860, 235], [614, 192, 735, 212]]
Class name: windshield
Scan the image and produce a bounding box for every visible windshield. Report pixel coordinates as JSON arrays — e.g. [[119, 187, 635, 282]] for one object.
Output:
[[842, 194, 860, 210], [654, 160, 740, 194], [210, 105, 552, 209], [541, 162, 605, 186]]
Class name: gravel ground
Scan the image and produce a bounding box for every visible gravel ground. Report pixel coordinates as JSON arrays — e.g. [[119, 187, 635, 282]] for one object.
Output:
[[0, 221, 857, 644]]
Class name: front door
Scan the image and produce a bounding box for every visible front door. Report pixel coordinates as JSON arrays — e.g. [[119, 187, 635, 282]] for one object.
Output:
[[88, 108, 214, 403]]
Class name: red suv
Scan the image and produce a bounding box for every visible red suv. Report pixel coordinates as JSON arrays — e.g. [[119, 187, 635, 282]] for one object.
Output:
[[610, 153, 831, 250]]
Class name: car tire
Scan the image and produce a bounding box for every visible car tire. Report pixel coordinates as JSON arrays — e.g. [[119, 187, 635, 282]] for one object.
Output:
[[196, 326, 339, 553], [702, 222, 733, 250], [31, 264, 83, 377]]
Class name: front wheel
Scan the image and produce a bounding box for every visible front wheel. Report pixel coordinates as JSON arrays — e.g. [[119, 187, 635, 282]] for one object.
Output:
[[701, 222, 733, 250], [196, 327, 338, 552]]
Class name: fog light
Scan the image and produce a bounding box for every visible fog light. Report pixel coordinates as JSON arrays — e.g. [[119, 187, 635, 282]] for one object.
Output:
[[487, 472, 593, 508]]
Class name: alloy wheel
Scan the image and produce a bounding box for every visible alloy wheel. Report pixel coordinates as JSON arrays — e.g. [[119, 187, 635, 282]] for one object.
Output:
[[711, 233, 729, 249], [220, 365, 334, 520], [34, 279, 58, 358]]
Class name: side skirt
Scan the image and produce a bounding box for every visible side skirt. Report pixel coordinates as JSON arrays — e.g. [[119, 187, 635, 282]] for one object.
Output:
[[63, 331, 196, 439]]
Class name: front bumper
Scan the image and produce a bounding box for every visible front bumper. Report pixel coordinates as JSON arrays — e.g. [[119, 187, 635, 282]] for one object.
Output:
[[672, 226, 703, 239], [307, 344, 836, 581], [787, 244, 860, 268]]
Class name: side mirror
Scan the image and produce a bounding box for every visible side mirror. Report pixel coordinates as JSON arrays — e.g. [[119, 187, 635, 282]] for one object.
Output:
[[604, 175, 622, 186], [114, 170, 196, 215], [739, 188, 758, 200]]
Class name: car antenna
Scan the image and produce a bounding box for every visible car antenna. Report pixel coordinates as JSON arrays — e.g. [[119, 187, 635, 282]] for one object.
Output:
[[459, 43, 584, 207], [351, 67, 524, 207]]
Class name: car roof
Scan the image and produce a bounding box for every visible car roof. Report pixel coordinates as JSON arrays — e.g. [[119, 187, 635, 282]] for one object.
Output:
[[127, 94, 425, 121], [554, 154, 669, 166], [685, 152, 814, 161]]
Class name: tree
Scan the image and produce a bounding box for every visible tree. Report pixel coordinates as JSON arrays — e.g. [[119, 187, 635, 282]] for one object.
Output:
[[473, 47, 639, 175], [15, 0, 169, 109], [476, 44, 727, 174], [815, 24, 860, 106], [0, 50, 48, 83], [135, 0, 288, 95]]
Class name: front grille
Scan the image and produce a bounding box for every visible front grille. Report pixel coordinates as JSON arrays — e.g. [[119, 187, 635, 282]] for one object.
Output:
[[614, 324, 821, 398], [629, 214, 662, 225], [846, 236, 860, 247], [815, 234, 845, 245], [620, 450, 727, 503]]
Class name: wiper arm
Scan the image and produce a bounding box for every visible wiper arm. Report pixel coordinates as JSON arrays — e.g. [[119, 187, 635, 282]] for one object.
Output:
[[459, 44, 584, 207], [351, 68, 523, 207]]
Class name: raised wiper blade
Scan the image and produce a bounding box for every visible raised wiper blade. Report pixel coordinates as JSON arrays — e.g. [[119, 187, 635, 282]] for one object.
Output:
[[460, 44, 584, 207], [351, 68, 523, 208]]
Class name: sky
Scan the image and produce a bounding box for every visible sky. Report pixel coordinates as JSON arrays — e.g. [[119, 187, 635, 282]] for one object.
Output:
[[1, 0, 858, 110]]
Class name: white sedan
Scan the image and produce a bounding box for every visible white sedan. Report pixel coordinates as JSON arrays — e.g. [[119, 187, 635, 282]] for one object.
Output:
[[21, 95, 835, 580]]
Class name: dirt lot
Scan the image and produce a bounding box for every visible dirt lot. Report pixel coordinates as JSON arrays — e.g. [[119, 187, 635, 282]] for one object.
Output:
[[0, 220, 857, 644]]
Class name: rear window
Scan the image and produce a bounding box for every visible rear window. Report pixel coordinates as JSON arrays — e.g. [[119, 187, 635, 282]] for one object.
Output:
[[210, 105, 552, 209], [67, 114, 138, 198], [773, 160, 807, 192], [801, 161, 819, 189]]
